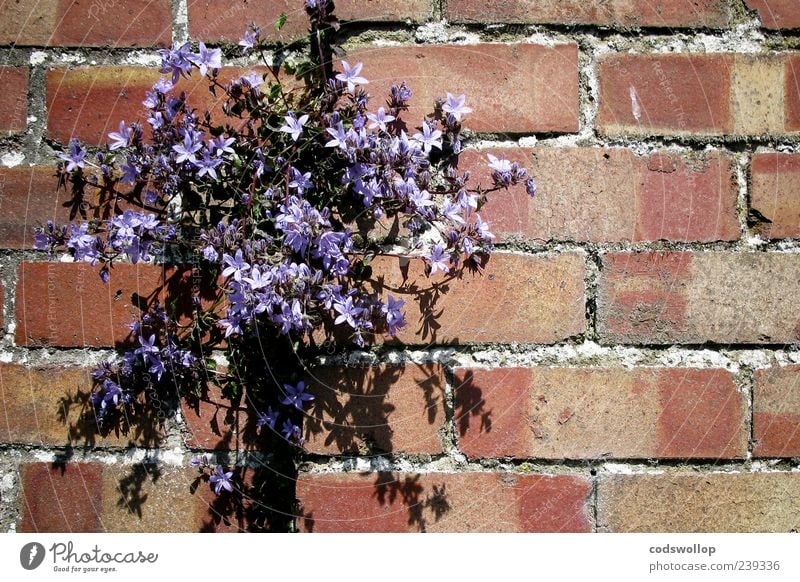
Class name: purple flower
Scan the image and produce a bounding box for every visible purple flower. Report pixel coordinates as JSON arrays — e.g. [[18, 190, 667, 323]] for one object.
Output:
[[239, 29, 259, 53], [279, 112, 309, 142], [159, 42, 193, 84], [108, 120, 132, 150], [475, 215, 494, 241], [389, 82, 412, 108], [367, 107, 395, 131], [525, 177, 537, 197], [120, 160, 141, 185], [58, 139, 87, 172], [487, 153, 512, 174], [256, 406, 279, 429], [427, 244, 450, 275], [222, 249, 250, 281], [413, 121, 442, 153], [442, 93, 472, 122], [189, 42, 222, 76], [281, 381, 315, 410], [66, 223, 99, 263], [209, 466, 235, 495], [382, 295, 406, 336], [173, 133, 203, 164], [189, 455, 209, 468], [281, 418, 303, 443], [288, 167, 313, 195], [219, 312, 243, 338], [335, 60, 368, 92], [240, 71, 264, 91], [194, 149, 222, 180], [135, 334, 159, 365], [325, 121, 349, 150], [210, 135, 235, 157], [202, 244, 219, 262], [333, 295, 364, 329]]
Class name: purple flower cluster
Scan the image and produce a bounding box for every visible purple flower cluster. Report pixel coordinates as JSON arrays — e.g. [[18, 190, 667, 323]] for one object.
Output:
[[36, 1, 536, 461]]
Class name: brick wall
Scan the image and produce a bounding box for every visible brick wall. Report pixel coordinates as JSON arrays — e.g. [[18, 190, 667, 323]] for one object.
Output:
[[1, 0, 800, 533]]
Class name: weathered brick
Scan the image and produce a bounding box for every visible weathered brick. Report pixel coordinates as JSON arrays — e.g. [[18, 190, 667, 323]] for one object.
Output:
[[466, 148, 739, 243], [15, 261, 165, 347], [0, 166, 70, 249], [454, 367, 745, 459], [181, 381, 246, 450], [47, 67, 162, 145], [353, 43, 579, 134], [750, 153, 800, 239], [0, 67, 28, 135], [304, 363, 445, 455], [731, 55, 787, 135], [188, 0, 430, 42], [0, 364, 165, 447], [98, 464, 201, 532], [746, 0, 800, 30], [784, 55, 800, 132], [753, 365, 800, 457], [296, 472, 591, 532], [46, 67, 266, 144], [601, 53, 800, 137], [597, 252, 800, 344], [365, 252, 586, 345], [447, 0, 731, 28], [0, 0, 172, 47], [47, 46, 577, 144], [19, 463, 202, 532], [598, 54, 733, 137], [598, 472, 800, 532], [19, 463, 105, 532]]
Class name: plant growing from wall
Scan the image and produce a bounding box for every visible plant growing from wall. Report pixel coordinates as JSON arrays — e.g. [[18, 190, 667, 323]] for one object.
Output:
[[34, 0, 535, 530]]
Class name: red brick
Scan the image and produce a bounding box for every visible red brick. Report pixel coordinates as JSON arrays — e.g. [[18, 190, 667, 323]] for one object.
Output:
[[598, 54, 733, 137], [448, 0, 730, 28], [597, 251, 800, 344], [20, 462, 203, 532], [181, 381, 246, 450], [296, 471, 591, 532], [753, 365, 800, 457], [465, 148, 739, 243], [0, 67, 28, 135], [784, 55, 800, 133], [0, 364, 166, 447], [20, 463, 104, 532], [454, 367, 745, 460], [0, 166, 69, 249], [598, 472, 800, 532], [364, 252, 586, 345], [0, 0, 171, 47], [46, 66, 266, 145], [353, 43, 579, 134], [746, 0, 800, 30], [188, 0, 430, 42], [15, 261, 165, 347], [304, 363, 445, 455], [750, 153, 800, 239], [47, 67, 161, 145]]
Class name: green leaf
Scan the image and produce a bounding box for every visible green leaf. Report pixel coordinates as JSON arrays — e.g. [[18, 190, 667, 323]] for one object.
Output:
[[275, 12, 287, 31]]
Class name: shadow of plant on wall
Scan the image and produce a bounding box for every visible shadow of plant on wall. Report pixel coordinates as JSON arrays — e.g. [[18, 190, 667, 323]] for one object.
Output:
[[37, 0, 528, 532], [299, 472, 453, 533]]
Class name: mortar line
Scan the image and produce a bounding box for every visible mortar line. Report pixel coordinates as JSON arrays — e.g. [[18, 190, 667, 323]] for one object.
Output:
[[172, 0, 189, 45]]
